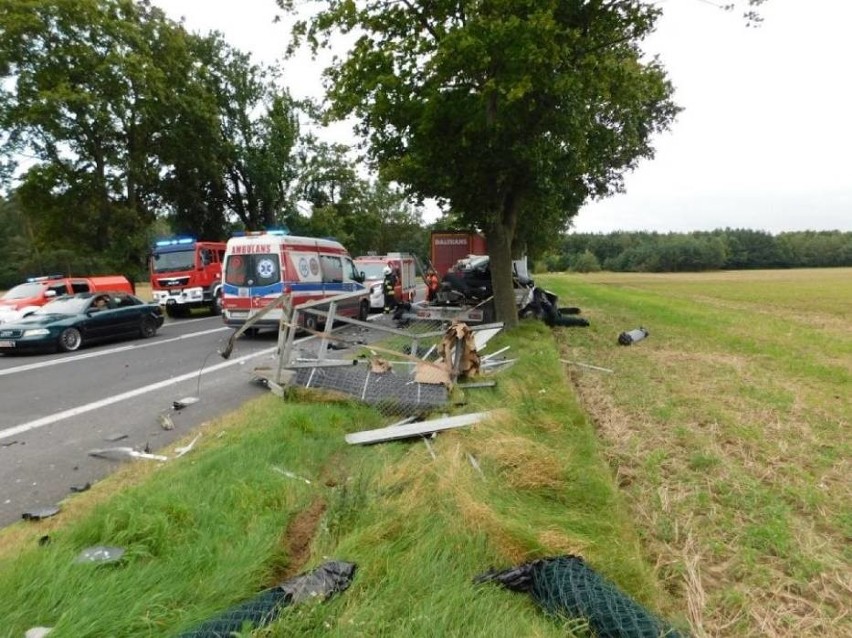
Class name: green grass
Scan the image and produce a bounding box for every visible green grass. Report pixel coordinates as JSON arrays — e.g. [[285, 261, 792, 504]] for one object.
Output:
[[541, 268, 851, 637], [0, 321, 665, 637], [4, 268, 846, 637]]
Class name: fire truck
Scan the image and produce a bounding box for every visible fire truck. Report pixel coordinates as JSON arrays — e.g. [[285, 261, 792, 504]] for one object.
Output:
[[149, 237, 226, 318]]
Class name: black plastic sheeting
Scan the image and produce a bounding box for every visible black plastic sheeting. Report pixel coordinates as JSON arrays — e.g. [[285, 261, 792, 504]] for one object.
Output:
[[180, 561, 356, 637], [476, 555, 686, 638]]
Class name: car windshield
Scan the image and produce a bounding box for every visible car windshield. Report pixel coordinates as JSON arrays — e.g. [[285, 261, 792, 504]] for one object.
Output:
[[357, 263, 387, 280], [2, 283, 43, 300], [34, 297, 90, 316], [151, 249, 195, 273]]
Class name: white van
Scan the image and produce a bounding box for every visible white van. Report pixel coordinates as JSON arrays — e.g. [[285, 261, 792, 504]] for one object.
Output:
[[221, 232, 368, 330]]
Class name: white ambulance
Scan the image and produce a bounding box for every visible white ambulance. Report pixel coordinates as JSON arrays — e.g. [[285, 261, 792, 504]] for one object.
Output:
[[220, 231, 368, 331]]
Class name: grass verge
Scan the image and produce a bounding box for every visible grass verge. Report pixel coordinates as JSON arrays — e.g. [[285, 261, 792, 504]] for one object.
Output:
[[0, 320, 670, 637]]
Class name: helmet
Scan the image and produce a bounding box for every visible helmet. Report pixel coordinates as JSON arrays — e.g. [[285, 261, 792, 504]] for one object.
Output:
[[383, 266, 392, 275]]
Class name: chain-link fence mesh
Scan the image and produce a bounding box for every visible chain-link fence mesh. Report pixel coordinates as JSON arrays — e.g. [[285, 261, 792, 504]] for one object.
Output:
[[179, 561, 356, 637], [476, 556, 686, 638], [269, 294, 509, 423]]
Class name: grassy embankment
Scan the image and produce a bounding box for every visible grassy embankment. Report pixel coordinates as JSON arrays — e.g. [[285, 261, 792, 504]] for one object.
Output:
[[0, 319, 665, 636], [1, 268, 846, 637], [541, 268, 850, 637]]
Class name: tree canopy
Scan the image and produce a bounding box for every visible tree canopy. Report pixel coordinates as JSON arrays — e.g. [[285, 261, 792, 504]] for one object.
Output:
[[0, 0, 303, 278], [287, 0, 681, 325]]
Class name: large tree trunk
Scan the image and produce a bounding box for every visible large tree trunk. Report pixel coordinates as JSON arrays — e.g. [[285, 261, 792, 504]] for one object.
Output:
[[486, 215, 519, 329]]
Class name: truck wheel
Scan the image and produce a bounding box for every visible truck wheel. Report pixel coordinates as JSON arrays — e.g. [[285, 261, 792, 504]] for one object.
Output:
[[58, 327, 82, 352], [210, 291, 222, 316], [139, 316, 157, 338]]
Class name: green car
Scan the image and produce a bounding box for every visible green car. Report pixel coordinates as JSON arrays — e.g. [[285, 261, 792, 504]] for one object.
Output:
[[0, 292, 164, 354]]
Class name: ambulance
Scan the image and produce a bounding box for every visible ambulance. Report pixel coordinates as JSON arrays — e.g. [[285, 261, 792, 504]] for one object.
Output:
[[220, 231, 369, 331]]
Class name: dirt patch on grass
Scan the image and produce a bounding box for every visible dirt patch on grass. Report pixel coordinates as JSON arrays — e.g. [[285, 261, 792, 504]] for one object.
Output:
[[273, 498, 328, 583]]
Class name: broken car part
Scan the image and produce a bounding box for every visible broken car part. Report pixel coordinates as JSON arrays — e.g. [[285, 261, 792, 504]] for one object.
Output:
[[22, 506, 60, 521], [618, 327, 649, 346]]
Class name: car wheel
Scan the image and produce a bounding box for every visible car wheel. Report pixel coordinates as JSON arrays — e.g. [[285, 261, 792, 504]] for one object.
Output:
[[58, 327, 82, 352], [304, 313, 319, 333], [140, 316, 157, 338], [358, 300, 369, 322]]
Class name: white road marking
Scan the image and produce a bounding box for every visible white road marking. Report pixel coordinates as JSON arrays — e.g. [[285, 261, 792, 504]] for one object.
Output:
[[0, 346, 278, 441], [0, 326, 231, 378]]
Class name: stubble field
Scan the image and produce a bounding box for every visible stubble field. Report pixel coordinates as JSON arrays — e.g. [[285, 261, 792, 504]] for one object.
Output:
[[540, 268, 850, 637]]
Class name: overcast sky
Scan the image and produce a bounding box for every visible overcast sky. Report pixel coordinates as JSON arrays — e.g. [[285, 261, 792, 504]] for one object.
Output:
[[153, 0, 852, 234]]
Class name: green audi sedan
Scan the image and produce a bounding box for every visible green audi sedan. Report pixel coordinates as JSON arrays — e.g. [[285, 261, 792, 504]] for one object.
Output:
[[0, 292, 164, 354]]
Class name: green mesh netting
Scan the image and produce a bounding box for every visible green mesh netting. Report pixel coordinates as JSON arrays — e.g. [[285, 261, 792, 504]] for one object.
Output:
[[477, 555, 687, 638], [179, 560, 356, 637]]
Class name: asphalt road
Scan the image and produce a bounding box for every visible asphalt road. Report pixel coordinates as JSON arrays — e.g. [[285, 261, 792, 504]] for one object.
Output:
[[0, 315, 299, 529]]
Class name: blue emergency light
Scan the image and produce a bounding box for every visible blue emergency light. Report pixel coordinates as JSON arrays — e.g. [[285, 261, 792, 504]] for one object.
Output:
[[26, 274, 64, 282], [154, 236, 196, 247]]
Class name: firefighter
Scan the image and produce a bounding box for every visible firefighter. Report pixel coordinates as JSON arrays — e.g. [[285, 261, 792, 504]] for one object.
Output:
[[382, 266, 398, 313], [426, 268, 440, 302]]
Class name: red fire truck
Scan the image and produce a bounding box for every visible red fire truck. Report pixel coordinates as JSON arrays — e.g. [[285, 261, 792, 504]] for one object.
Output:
[[149, 237, 226, 318]]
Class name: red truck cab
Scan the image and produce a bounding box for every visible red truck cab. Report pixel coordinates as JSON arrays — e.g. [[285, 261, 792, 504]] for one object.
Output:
[[149, 237, 226, 318]]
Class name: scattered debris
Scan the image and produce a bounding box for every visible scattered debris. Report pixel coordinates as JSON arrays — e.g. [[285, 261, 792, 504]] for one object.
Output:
[[178, 561, 357, 637], [618, 327, 649, 346], [38, 535, 51, 546], [460, 381, 497, 389], [473, 326, 502, 351], [1, 440, 19, 448], [467, 453, 485, 479], [25, 627, 54, 638], [172, 396, 200, 410], [437, 322, 481, 380], [174, 434, 202, 458], [70, 482, 91, 493], [561, 360, 614, 374], [345, 411, 497, 445], [103, 433, 129, 442], [476, 555, 685, 637], [75, 546, 125, 564], [423, 437, 437, 460], [369, 356, 393, 373], [158, 413, 175, 430], [520, 288, 590, 327], [22, 506, 60, 521], [88, 447, 168, 462], [292, 363, 449, 414], [272, 466, 312, 484], [481, 345, 510, 361]]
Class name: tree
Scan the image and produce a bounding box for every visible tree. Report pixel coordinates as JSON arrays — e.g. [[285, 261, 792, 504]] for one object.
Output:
[[0, 0, 204, 271], [286, 0, 679, 326], [196, 36, 301, 231]]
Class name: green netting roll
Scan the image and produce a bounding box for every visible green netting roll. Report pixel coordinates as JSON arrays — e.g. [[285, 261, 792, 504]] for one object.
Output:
[[477, 555, 686, 638]]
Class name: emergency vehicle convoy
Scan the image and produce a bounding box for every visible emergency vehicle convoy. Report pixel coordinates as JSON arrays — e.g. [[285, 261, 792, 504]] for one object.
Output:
[[0, 274, 134, 324], [149, 237, 226, 318], [354, 253, 418, 311], [221, 231, 368, 331]]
